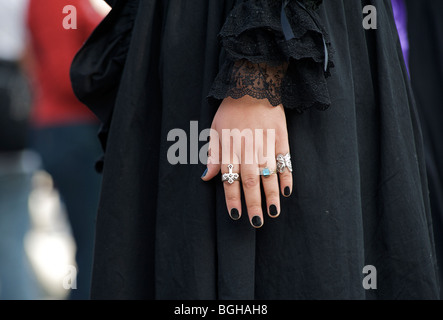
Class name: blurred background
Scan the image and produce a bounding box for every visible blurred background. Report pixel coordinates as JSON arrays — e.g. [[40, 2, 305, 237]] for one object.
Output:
[[0, 0, 110, 300], [0, 0, 442, 300]]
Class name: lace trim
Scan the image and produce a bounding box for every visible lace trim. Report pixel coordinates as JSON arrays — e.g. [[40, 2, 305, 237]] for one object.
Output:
[[209, 58, 330, 112], [224, 59, 288, 106]]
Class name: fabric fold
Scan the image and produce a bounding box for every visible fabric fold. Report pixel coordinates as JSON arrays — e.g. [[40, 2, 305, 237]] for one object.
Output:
[[70, 0, 139, 171]]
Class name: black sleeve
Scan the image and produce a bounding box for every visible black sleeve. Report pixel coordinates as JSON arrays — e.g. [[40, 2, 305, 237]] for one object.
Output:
[[208, 0, 333, 113], [104, 0, 118, 7]]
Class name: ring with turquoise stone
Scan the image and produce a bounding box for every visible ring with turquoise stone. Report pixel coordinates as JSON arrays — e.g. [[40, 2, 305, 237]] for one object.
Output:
[[260, 167, 277, 177]]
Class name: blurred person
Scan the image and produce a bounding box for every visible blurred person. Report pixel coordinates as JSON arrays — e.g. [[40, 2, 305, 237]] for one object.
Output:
[[404, 0, 443, 298], [26, 0, 105, 299], [0, 0, 42, 300]]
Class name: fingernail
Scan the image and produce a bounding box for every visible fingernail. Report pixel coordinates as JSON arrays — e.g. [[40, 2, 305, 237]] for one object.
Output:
[[269, 205, 279, 217], [251, 216, 263, 228], [230, 208, 240, 220], [284, 187, 291, 197], [201, 168, 208, 178]]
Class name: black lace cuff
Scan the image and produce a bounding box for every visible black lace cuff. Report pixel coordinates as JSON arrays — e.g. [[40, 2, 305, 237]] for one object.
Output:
[[208, 0, 333, 113]]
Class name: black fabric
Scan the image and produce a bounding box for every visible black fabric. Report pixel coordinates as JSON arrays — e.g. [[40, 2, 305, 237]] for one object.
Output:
[[71, 0, 440, 299], [405, 0, 443, 299], [104, 0, 117, 8]]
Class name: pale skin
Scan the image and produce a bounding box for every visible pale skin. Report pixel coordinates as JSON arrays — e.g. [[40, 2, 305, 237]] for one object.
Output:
[[202, 95, 293, 228]]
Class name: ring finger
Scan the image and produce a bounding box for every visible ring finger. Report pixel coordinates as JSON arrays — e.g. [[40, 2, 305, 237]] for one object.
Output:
[[258, 141, 280, 218]]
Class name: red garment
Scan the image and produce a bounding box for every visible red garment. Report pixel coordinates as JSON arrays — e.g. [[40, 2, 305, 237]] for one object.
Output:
[[27, 0, 104, 127]]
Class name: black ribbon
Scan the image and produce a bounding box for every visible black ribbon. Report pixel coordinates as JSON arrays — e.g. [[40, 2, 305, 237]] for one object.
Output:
[[281, 0, 295, 41], [281, 0, 329, 72]]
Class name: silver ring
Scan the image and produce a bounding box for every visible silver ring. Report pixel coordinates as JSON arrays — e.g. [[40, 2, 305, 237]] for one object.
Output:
[[222, 164, 240, 184], [260, 167, 277, 177], [276, 153, 293, 173]]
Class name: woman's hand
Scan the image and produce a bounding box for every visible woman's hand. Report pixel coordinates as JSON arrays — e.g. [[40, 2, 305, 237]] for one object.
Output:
[[202, 95, 293, 228]]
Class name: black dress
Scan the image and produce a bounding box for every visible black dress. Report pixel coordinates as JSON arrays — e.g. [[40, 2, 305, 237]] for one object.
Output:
[[71, 0, 440, 299]]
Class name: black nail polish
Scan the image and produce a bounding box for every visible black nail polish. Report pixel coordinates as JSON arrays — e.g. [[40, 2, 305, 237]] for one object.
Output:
[[201, 168, 208, 178], [251, 216, 263, 228], [230, 208, 240, 220], [269, 205, 279, 217], [284, 186, 291, 197]]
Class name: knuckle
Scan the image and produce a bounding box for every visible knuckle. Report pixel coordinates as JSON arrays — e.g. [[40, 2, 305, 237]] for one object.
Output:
[[246, 204, 262, 215], [279, 171, 293, 181], [265, 190, 280, 200], [242, 175, 260, 189], [225, 193, 240, 203]]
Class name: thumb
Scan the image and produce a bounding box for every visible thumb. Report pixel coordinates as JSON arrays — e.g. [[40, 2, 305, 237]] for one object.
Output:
[[201, 129, 221, 181], [201, 160, 220, 181]]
